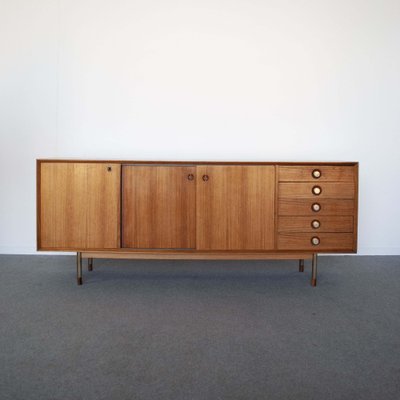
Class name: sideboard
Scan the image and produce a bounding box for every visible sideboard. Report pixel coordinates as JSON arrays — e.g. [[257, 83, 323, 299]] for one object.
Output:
[[37, 160, 359, 286]]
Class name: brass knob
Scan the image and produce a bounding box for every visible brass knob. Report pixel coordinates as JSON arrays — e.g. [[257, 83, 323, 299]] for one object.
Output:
[[312, 169, 321, 179], [312, 203, 321, 212], [311, 237, 320, 246], [311, 220, 320, 229], [107, 166, 112, 172], [202, 175, 209, 182], [187, 174, 194, 181], [312, 186, 322, 195]]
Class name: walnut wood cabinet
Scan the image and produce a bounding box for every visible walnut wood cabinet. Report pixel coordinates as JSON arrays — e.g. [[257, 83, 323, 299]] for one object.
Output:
[[37, 160, 359, 286]]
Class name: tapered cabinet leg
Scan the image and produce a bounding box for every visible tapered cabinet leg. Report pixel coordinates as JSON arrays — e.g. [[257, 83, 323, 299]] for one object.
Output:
[[299, 259, 304, 272], [88, 258, 93, 271], [77, 252, 83, 285], [311, 253, 318, 287]]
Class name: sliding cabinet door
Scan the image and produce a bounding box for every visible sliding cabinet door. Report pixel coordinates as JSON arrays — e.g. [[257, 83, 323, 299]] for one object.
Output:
[[122, 165, 196, 249], [39, 163, 87, 249], [196, 166, 275, 250], [38, 162, 120, 250], [87, 163, 121, 249]]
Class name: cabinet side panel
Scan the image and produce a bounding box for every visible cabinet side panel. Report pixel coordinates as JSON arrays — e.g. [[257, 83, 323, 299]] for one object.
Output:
[[87, 164, 121, 249], [122, 166, 196, 249], [40, 163, 87, 249], [353, 163, 359, 252], [37, 160, 41, 250], [197, 166, 275, 250]]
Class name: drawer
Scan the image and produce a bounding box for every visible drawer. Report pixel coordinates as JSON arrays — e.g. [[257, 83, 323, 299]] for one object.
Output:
[[277, 233, 355, 251], [278, 216, 354, 233], [278, 165, 355, 182], [278, 199, 355, 216], [279, 182, 355, 199]]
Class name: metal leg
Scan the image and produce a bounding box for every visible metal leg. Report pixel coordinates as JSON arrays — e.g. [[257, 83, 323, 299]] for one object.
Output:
[[311, 253, 318, 287], [77, 252, 83, 285], [299, 259, 304, 272], [88, 258, 93, 271]]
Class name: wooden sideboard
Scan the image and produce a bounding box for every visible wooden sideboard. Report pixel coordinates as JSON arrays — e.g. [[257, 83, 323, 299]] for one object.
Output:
[[37, 160, 359, 286]]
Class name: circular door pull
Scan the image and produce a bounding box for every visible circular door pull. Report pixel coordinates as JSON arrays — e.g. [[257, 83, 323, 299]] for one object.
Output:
[[187, 174, 194, 181], [311, 220, 321, 229], [202, 175, 209, 182], [311, 237, 320, 246], [312, 203, 321, 212], [107, 166, 112, 172], [312, 169, 321, 179], [312, 186, 322, 196]]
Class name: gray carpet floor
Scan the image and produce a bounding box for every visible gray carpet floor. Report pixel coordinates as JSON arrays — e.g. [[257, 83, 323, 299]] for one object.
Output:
[[0, 255, 399, 400]]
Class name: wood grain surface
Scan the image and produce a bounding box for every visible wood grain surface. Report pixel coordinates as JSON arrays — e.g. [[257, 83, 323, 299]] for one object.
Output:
[[278, 216, 354, 233], [122, 165, 196, 249], [196, 166, 275, 250], [278, 165, 355, 182], [277, 232, 354, 251], [279, 182, 355, 199], [39, 162, 120, 249]]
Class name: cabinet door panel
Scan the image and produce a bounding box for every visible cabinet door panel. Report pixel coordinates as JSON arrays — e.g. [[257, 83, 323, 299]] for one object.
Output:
[[39, 162, 120, 250], [122, 166, 196, 249], [197, 166, 275, 250], [40, 163, 87, 249], [87, 164, 121, 249]]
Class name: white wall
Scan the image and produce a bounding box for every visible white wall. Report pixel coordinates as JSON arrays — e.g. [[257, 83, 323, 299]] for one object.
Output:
[[1, 0, 399, 255]]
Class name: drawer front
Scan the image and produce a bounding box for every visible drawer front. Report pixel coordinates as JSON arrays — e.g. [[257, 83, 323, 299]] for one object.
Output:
[[278, 199, 355, 216], [277, 233, 354, 251], [278, 165, 355, 182], [278, 216, 354, 233], [279, 182, 355, 199]]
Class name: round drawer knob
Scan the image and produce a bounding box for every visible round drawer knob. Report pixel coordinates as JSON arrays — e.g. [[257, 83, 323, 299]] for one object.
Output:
[[312, 169, 321, 179], [187, 174, 194, 181], [311, 237, 320, 246], [312, 203, 321, 212], [311, 220, 320, 229], [312, 186, 322, 195], [107, 166, 112, 172], [202, 175, 209, 182]]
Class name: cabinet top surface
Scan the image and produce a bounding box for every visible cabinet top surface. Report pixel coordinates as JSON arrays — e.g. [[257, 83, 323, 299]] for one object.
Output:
[[37, 159, 358, 166]]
